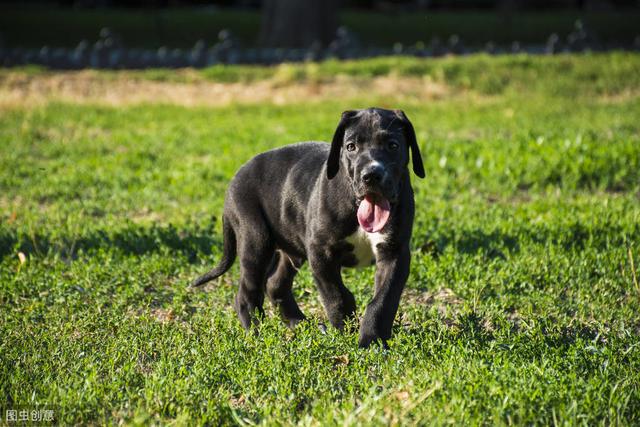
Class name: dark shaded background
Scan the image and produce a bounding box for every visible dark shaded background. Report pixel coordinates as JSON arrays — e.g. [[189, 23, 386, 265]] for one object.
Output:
[[1, 0, 638, 69], [1, 0, 639, 49]]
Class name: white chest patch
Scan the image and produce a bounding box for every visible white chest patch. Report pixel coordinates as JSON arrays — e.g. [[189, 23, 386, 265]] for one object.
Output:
[[345, 228, 386, 268]]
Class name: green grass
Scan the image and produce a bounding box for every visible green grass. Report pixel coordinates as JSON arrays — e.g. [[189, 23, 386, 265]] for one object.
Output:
[[1, 6, 639, 48], [1, 53, 640, 425]]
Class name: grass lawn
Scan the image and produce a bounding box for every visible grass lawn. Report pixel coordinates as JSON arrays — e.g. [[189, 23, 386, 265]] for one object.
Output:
[[1, 53, 640, 424]]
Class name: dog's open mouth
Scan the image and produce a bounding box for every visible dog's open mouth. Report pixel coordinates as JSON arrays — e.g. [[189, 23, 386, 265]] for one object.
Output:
[[357, 194, 391, 233]]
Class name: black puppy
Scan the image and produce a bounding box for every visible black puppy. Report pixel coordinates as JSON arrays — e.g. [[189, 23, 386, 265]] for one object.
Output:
[[192, 108, 424, 347]]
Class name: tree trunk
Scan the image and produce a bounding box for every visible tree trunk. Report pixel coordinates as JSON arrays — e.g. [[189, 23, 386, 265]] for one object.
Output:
[[259, 0, 339, 48]]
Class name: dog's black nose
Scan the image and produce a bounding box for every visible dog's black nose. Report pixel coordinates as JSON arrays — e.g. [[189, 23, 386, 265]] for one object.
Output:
[[362, 165, 384, 185]]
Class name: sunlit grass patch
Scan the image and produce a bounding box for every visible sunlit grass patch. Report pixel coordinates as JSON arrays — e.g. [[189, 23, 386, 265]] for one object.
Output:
[[1, 53, 639, 425]]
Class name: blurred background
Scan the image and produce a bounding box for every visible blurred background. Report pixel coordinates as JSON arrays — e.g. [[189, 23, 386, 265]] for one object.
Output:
[[1, 0, 639, 68]]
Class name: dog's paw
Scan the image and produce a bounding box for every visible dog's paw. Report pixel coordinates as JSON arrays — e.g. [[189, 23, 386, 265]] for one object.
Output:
[[358, 331, 389, 349]]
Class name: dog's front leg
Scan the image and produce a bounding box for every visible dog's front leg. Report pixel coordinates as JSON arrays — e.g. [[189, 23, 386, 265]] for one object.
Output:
[[308, 245, 357, 330], [358, 244, 410, 348]]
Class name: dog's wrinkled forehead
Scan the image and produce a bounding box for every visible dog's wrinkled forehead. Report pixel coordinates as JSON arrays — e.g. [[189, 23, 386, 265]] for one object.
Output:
[[344, 109, 403, 142]]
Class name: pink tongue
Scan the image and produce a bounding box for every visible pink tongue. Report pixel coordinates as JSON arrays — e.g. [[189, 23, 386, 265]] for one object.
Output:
[[357, 195, 391, 233]]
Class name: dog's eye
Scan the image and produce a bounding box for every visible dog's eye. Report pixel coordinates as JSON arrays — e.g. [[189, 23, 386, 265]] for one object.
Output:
[[388, 141, 399, 151], [346, 142, 357, 152]]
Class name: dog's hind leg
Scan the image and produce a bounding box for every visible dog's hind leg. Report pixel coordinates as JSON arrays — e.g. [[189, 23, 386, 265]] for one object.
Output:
[[266, 251, 305, 328], [234, 217, 275, 330]]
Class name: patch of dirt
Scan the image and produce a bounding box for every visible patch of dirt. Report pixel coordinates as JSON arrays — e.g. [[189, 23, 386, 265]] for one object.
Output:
[[596, 88, 640, 104], [401, 287, 463, 327], [0, 70, 450, 109], [150, 308, 176, 323], [130, 206, 165, 223], [229, 395, 247, 408], [403, 287, 463, 308]]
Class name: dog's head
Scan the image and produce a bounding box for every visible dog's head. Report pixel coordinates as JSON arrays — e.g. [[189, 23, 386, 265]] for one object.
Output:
[[326, 108, 425, 233]]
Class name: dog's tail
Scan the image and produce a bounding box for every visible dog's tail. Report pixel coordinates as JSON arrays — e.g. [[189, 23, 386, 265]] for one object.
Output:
[[190, 218, 237, 288]]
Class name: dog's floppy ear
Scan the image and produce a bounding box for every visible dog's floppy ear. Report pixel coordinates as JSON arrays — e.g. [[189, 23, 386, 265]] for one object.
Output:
[[327, 110, 357, 180], [395, 110, 425, 178]]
